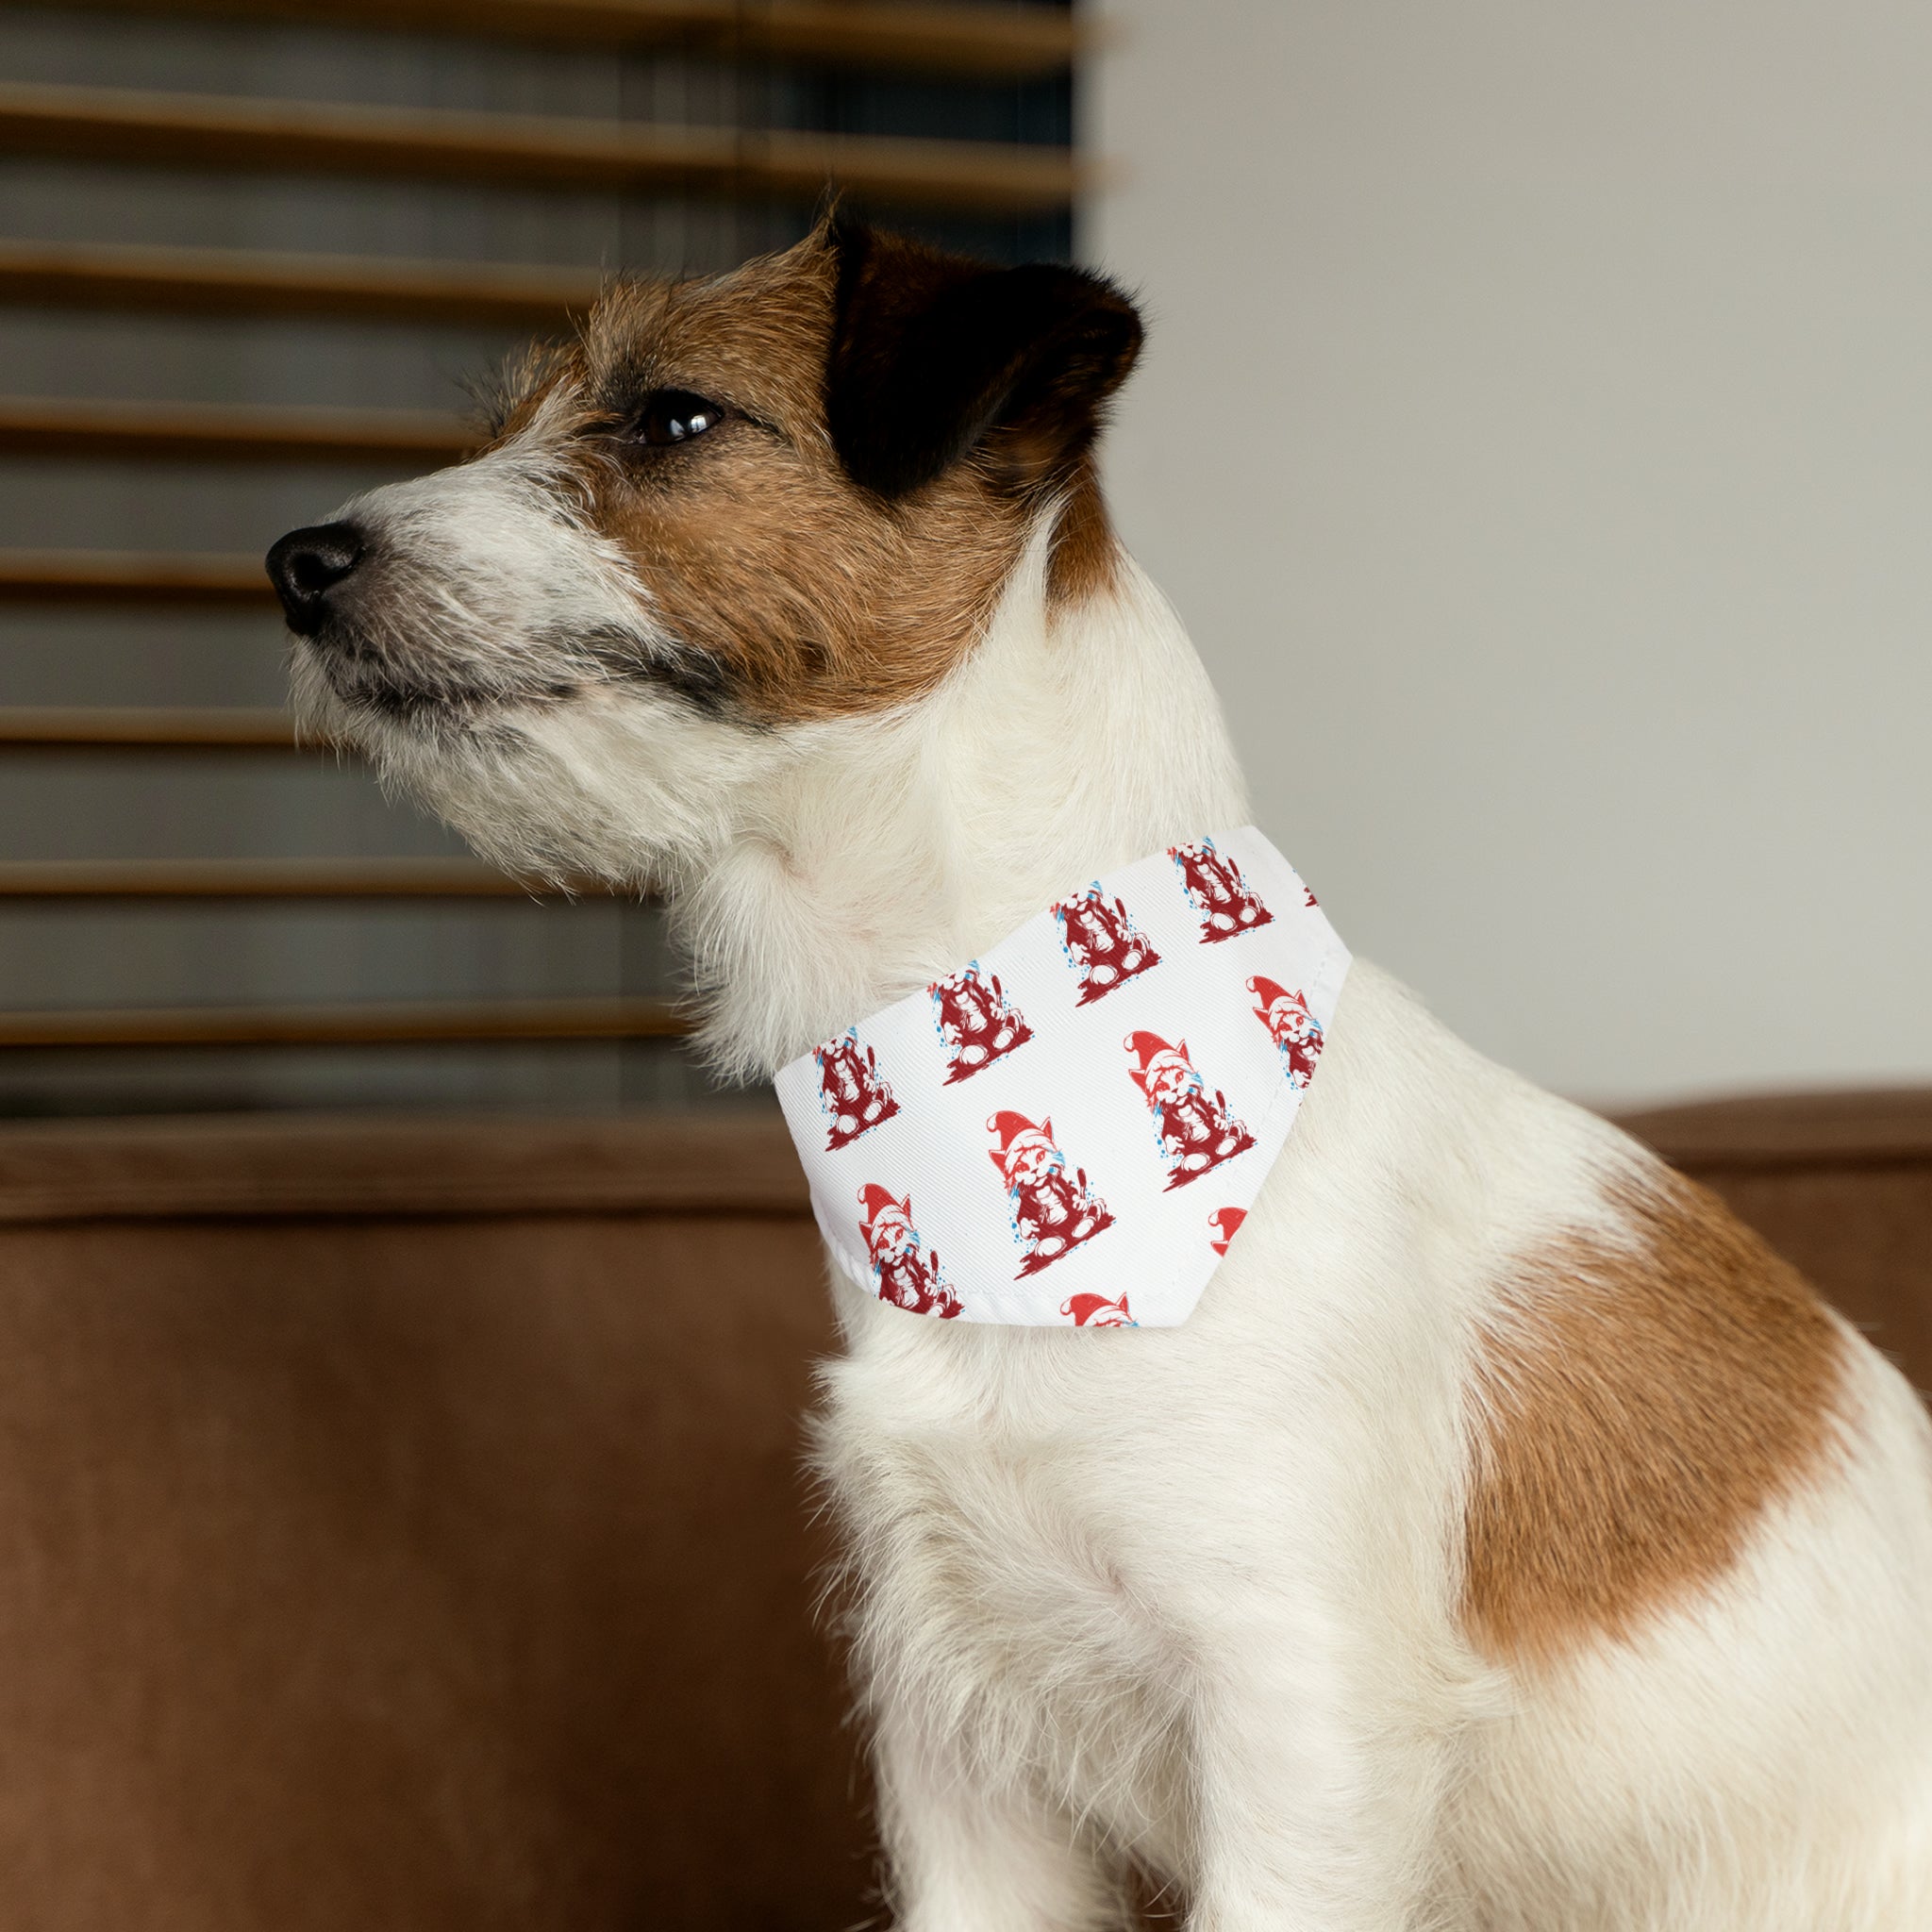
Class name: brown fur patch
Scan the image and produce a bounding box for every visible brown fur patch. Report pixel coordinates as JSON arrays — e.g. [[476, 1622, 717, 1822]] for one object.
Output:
[[1462, 1167, 1848, 1666], [582, 243, 1027, 722], [1045, 457, 1123, 608], [483, 227, 1125, 724]]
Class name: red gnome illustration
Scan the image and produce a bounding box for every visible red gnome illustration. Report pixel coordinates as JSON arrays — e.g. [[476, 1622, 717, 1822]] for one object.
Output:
[[928, 960, 1033, 1084], [1208, 1206, 1247, 1257], [1053, 884, 1161, 1005], [1061, 1291, 1135, 1328], [1124, 1031, 1257, 1190], [858, 1184, 962, 1319], [812, 1027, 900, 1151], [987, 1111, 1114, 1276], [1248, 977, 1324, 1090], [1170, 837, 1273, 943]]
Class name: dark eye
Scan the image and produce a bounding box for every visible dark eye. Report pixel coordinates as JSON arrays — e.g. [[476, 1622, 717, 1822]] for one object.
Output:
[[633, 389, 726, 446]]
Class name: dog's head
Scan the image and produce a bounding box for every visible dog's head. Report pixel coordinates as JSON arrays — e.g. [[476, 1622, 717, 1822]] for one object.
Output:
[[267, 216, 1141, 884]]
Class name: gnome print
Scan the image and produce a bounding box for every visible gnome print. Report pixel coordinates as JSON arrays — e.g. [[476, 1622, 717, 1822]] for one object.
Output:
[[928, 961, 1033, 1084], [1061, 1291, 1135, 1328], [1054, 884, 1161, 1005], [858, 1185, 962, 1319], [813, 1028, 900, 1151], [1124, 1032, 1257, 1190], [1170, 837, 1273, 943], [1208, 1206, 1247, 1257], [1248, 977, 1324, 1089], [987, 1111, 1114, 1276]]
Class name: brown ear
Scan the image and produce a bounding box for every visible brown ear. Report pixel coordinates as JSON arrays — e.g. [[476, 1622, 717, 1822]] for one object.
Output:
[[824, 216, 1142, 501]]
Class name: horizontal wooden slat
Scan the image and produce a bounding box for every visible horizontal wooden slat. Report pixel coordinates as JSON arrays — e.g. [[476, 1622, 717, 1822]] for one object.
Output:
[[0, 82, 1085, 216], [0, 239, 601, 328], [0, 858, 558, 898], [0, 395, 471, 464], [0, 549, 274, 603], [12, 0, 1081, 77], [0, 708, 302, 748], [0, 994, 686, 1046]]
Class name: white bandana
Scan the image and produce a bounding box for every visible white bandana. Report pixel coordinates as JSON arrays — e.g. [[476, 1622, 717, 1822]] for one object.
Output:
[[774, 829, 1350, 1328]]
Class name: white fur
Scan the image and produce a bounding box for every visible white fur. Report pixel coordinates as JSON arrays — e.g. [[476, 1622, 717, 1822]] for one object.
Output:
[[294, 473, 1932, 1929]]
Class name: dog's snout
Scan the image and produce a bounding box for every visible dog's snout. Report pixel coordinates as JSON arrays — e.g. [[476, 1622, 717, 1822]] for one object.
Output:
[[266, 522, 365, 636]]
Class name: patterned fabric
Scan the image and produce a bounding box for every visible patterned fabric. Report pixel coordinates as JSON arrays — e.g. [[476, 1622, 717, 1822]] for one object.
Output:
[[774, 830, 1351, 1327]]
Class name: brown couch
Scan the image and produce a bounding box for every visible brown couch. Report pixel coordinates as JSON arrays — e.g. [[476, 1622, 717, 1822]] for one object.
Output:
[[0, 1093, 1924, 1930]]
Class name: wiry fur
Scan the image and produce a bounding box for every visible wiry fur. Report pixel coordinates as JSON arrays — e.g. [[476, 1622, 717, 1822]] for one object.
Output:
[[276, 226, 1932, 1929]]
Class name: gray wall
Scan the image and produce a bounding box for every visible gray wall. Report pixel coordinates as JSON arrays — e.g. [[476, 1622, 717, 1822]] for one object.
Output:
[[1089, 0, 1932, 1106]]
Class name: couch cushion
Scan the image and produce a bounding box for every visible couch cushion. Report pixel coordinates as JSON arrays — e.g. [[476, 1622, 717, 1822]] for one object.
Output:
[[0, 1093, 1924, 1928], [0, 1110, 865, 1932]]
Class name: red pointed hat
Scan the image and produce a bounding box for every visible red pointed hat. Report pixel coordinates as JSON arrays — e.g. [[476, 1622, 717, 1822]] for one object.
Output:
[[1123, 1029, 1175, 1072], [1247, 975, 1290, 1008], [986, 1110, 1051, 1155], [858, 1182, 908, 1225]]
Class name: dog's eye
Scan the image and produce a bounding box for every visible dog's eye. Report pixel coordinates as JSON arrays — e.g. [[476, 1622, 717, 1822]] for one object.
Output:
[[631, 389, 726, 447]]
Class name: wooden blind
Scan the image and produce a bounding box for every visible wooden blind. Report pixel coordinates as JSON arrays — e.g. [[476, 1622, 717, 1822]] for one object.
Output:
[[0, 0, 1080, 1112]]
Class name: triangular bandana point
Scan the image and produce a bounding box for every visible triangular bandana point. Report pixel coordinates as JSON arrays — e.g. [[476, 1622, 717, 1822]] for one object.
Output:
[[774, 829, 1350, 1328]]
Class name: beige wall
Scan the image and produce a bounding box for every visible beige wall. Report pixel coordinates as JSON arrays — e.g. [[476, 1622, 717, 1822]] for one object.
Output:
[[1089, 2, 1932, 1106]]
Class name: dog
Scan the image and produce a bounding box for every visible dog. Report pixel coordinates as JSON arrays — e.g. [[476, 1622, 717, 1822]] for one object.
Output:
[[268, 216, 1932, 1929]]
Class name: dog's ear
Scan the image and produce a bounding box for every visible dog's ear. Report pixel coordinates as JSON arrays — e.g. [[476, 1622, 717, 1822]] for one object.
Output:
[[824, 215, 1143, 501]]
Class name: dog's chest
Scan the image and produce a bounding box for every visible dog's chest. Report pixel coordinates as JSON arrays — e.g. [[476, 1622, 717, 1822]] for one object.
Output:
[[821, 1323, 1196, 1852]]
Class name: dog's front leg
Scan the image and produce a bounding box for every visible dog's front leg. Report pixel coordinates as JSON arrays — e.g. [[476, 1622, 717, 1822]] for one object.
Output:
[[874, 1702, 1125, 1932], [1180, 1620, 1452, 1932]]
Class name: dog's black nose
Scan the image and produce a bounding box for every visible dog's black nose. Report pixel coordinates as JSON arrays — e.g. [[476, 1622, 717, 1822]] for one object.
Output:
[[266, 522, 364, 636]]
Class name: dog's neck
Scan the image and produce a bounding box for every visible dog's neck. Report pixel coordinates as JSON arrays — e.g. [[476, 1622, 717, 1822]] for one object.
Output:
[[679, 531, 1250, 1081]]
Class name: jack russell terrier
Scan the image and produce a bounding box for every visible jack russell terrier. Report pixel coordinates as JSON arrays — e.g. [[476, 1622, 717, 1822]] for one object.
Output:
[[268, 217, 1932, 1931]]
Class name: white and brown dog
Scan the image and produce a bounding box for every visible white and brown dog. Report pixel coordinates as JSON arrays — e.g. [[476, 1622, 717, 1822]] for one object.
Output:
[[268, 218, 1932, 1930]]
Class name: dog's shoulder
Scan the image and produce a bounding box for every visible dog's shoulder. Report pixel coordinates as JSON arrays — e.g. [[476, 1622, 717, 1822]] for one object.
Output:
[[1461, 1140, 1848, 1668]]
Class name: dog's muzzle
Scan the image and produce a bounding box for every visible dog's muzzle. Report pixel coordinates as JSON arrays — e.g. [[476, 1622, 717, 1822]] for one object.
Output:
[[266, 522, 366, 637]]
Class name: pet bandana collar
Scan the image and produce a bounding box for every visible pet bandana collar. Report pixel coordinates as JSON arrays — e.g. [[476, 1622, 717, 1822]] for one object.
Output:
[[774, 829, 1350, 1328]]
